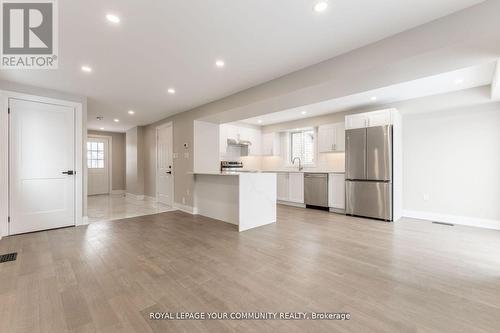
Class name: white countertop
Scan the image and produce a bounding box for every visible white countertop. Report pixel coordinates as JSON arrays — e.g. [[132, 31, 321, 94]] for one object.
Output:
[[191, 170, 345, 175]]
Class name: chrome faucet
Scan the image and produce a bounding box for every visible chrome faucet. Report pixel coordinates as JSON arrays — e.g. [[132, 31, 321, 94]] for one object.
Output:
[[292, 157, 303, 171]]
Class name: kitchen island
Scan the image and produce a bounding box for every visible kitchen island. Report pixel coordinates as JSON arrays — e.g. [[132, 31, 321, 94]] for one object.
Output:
[[193, 172, 277, 232]]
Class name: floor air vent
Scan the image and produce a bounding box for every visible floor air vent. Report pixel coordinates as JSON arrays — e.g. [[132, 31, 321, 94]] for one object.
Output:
[[432, 221, 454, 227], [0, 252, 17, 263]]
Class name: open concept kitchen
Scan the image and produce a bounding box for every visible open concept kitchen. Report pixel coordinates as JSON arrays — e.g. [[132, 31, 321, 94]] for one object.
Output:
[[192, 108, 402, 232]]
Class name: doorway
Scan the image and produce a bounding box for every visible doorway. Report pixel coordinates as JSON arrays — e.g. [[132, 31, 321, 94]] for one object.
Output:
[[156, 122, 174, 206], [9, 98, 77, 235], [87, 135, 111, 195]]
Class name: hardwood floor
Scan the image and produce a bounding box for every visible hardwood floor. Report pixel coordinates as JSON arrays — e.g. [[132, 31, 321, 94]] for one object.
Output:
[[1, 205, 500, 332]]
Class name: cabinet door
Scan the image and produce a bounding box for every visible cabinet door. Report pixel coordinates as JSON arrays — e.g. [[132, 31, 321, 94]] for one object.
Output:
[[345, 114, 367, 130], [366, 110, 392, 127], [248, 127, 261, 156], [288, 173, 304, 203], [334, 123, 345, 152], [318, 124, 335, 153], [277, 173, 289, 201], [219, 124, 228, 155], [328, 173, 345, 209]]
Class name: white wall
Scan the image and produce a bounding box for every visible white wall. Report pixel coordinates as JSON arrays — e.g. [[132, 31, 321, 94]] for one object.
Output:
[[194, 120, 220, 172], [403, 103, 500, 229]]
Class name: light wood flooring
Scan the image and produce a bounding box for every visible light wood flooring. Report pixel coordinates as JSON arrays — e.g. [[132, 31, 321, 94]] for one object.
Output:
[[1, 205, 500, 332]]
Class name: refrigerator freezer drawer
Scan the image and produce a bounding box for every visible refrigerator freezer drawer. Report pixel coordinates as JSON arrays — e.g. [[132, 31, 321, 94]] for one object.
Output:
[[346, 181, 392, 221]]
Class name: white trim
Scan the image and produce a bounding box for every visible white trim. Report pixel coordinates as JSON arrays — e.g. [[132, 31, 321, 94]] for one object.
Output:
[[277, 201, 306, 208], [155, 122, 174, 205], [87, 134, 113, 194], [174, 202, 198, 215], [402, 210, 500, 231], [81, 216, 89, 226], [0, 90, 84, 236]]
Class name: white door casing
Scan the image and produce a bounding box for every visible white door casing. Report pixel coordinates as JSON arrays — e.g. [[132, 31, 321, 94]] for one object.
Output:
[[9, 98, 76, 235], [156, 123, 173, 206], [87, 136, 110, 195]]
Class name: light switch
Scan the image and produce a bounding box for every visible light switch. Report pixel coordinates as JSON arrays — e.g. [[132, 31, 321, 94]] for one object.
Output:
[[184, 152, 189, 158]]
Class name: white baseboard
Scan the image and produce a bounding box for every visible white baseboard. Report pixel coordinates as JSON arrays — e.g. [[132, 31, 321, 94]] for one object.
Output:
[[110, 190, 125, 196], [174, 202, 198, 215], [277, 200, 306, 208], [143, 195, 156, 202], [402, 210, 500, 231]]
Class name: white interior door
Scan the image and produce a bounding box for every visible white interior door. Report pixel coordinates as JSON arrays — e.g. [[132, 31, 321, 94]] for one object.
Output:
[[87, 136, 110, 195], [157, 124, 173, 206], [9, 99, 75, 235]]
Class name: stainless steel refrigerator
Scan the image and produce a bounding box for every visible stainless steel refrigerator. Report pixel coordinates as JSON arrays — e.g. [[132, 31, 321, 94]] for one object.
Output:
[[345, 125, 393, 221]]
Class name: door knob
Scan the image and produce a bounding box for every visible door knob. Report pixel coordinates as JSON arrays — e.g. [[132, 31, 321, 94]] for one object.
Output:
[[62, 170, 75, 175], [166, 171, 172, 174]]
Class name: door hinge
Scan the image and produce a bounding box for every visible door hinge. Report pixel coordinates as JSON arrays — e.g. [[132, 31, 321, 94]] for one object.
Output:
[[8, 107, 10, 114], [8, 216, 10, 223]]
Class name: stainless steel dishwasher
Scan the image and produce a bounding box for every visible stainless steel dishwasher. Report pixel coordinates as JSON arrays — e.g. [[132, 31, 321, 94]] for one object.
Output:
[[304, 173, 328, 208]]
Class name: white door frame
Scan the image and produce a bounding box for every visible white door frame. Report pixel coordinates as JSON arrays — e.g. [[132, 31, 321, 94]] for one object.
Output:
[[0, 90, 84, 239], [155, 122, 174, 204], [87, 134, 113, 194]]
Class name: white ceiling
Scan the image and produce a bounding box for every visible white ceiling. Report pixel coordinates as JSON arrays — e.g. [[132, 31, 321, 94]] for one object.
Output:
[[241, 62, 496, 125], [0, 0, 485, 132]]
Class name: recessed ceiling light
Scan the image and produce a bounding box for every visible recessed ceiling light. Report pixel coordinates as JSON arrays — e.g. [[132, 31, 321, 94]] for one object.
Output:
[[128, 110, 135, 115], [167, 88, 176, 94], [81, 65, 92, 72], [106, 14, 120, 24], [215, 60, 225, 68], [371, 96, 378, 101], [313, 1, 328, 12], [100, 127, 105, 130], [454, 78, 464, 85], [113, 118, 120, 122], [257, 120, 263, 124], [301, 111, 307, 115]]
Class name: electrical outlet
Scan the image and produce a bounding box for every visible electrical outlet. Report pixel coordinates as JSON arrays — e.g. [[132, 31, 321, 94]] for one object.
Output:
[[173, 152, 178, 159], [182, 197, 186, 204], [423, 193, 430, 201], [186, 189, 190, 196], [184, 152, 189, 159]]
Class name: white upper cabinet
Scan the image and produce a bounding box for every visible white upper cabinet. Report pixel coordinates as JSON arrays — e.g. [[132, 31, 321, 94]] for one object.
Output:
[[345, 109, 395, 130], [262, 132, 281, 156], [318, 122, 345, 153]]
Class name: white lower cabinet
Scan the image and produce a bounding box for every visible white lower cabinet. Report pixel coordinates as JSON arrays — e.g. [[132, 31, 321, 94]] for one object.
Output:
[[277, 173, 290, 201], [288, 173, 304, 203], [328, 173, 345, 210], [277, 172, 304, 204]]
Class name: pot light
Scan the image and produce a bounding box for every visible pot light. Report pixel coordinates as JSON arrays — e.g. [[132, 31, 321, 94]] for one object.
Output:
[[106, 14, 120, 24], [301, 111, 307, 115], [100, 127, 105, 130], [257, 120, 263, 124], [313, 1, 328, 12], [215, 60, 225, 68], [81, 65, 92, 72], [167, 88, 176, 94], [371, 96, 378, 101], [454, 78, 464, 85], [113, 118, 120, 122], [128, 110, 135, 115]]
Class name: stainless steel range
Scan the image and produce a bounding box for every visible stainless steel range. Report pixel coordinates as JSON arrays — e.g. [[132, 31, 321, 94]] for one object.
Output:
[[220, 161, 243, 172]]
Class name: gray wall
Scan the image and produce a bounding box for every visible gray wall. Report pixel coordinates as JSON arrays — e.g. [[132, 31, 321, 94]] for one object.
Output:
[[88, 130, 126, 191], [126, 126, 145, 195]]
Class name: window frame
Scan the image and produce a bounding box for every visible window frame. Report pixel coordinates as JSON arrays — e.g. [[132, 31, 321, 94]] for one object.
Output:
[[288, 128, 316, 167]]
